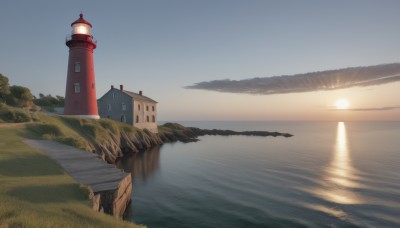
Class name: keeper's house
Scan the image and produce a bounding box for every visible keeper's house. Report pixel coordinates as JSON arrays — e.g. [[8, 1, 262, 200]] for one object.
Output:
[[97, 85, 158, 133]]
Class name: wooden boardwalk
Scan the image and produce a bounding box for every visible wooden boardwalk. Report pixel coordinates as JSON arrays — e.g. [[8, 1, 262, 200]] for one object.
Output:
[[24, 140, 129, 193]]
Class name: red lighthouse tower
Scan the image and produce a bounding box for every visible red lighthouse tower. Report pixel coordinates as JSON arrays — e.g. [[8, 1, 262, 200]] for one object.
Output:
[[64, 13, 99, 119]]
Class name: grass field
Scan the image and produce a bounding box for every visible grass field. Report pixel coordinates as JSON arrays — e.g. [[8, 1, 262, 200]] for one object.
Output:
[[0, 126, 142, 228]]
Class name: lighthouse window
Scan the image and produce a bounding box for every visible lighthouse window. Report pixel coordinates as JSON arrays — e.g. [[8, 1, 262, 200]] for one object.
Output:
[[74, 83, 80, 93], [122, 103, 126, 111], [74, 63, 80, 72]]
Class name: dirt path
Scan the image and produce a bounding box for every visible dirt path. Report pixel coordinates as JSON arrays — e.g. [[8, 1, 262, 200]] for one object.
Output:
[[0, 123, 27, 128]]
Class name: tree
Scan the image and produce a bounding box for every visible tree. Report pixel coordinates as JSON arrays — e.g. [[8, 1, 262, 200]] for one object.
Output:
[[33, 94, 65, 107], [56, 95, 65, 106], [6, 85, 34, 107], [0, 74, 10, 102]]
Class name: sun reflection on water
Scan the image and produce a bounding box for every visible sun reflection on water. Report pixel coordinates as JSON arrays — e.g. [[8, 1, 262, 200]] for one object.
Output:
[[317, 122, 364, 204], [300, 122, 365, 220]]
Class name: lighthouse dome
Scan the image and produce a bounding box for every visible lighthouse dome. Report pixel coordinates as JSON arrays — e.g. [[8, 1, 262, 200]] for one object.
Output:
[[71, 13, 92, 27], [71, 13, 92, 35]]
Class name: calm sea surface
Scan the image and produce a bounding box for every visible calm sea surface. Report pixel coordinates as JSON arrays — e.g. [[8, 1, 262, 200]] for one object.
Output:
[[116, 121, 400, 228]]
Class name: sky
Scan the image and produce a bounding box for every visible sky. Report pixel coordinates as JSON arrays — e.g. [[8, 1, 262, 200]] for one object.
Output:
[[1, 0, 400, 121]]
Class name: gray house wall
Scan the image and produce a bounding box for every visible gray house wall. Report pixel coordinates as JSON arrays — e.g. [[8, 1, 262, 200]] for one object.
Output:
[[97, 87, 158, 133], [98, 89, 133, 124]]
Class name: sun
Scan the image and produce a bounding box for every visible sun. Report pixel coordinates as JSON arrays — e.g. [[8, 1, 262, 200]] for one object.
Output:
[[335, 99, 350, 110]]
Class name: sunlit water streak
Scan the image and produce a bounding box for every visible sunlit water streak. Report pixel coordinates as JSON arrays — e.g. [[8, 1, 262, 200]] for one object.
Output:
[[312, 122, 364, 205], [298, 122, 367, 225]]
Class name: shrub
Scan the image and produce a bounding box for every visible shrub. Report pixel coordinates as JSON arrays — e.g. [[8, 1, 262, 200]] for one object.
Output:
[[122, 125, 135, 133], [0, 103, 6, 110], [5, 85, 34, 108], [30, 112, 40, 122], [61, 116, 82, 129], [98, 119, 118, 133], [0, 73, 10, 101], [27, 123, 63, 137], [12, 109, 31, 123], [0, 105, 31, 123], [162, 122, 185, 130], [0, 109, 15, 122], [56, 136, 87, 150], [33, 94, 64, 107], [82, 123, 98, 138]]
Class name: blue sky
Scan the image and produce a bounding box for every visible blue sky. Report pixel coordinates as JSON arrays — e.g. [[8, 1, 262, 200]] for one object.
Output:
[[1, 0, 400, 120]]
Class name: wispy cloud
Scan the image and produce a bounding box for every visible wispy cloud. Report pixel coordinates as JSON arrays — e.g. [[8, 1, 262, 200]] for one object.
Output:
[[184, 63, 400, 95], [331, 106, 400, 111]]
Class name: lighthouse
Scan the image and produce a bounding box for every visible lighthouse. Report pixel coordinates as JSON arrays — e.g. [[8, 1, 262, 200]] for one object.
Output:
[[64, 13, 99, 119]]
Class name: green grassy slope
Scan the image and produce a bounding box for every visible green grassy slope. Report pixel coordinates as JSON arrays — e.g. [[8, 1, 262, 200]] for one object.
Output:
[[0, 127, 143, 228]]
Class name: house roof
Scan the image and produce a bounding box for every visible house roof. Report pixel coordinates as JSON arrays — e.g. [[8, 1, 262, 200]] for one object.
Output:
[[123, 90, 158, 103]]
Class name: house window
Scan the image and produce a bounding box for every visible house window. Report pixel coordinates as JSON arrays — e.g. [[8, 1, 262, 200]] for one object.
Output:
[[146, 105, 149, 111], [112, 93, 115, 99], [138, 104, 141, 111], [121, 115, 126, 123], [152, 115, 155, 122], [122, 103, 126, 111], [152, 106, 155, 111], [74, 62, 80, 72], [136, 115, 139, 123], [74, 83, 80, 93], [146, 115, 149, 122], [107, 104, 111, 111]]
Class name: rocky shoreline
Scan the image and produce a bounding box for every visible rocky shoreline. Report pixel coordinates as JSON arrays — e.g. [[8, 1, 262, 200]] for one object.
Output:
[[157, 123, 293, 143], [96, 123, 293, 164], [189, 127, 293, 138]]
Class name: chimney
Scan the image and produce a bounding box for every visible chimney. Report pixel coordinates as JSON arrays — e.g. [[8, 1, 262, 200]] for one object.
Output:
[[111, 85, 114, 90], [120, 85, 124, 91], [139, 91, 143, 96]]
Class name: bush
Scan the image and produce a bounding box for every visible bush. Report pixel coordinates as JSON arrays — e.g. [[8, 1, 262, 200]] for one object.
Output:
[[82, 123, 98, 138], [0, 73, 10, 101], [0, 109, 15, 122], [61, 116, 82, 129], [0, 103, 6, 109], [33, 94, 64, 107], [12, 109, 31, 123], [27, 123, 63, 137], [5, 85, 34, 108], [122, 125, 135, 133], [98, 119, 118, 133], [56, 136, 87, 150], [162, 122, 186, 130], [0, 105, 31, 123], [30, 112, 40, 122]]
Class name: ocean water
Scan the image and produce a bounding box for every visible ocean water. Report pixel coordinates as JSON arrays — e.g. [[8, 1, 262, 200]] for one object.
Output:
[[116, 121, 400, 228]]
